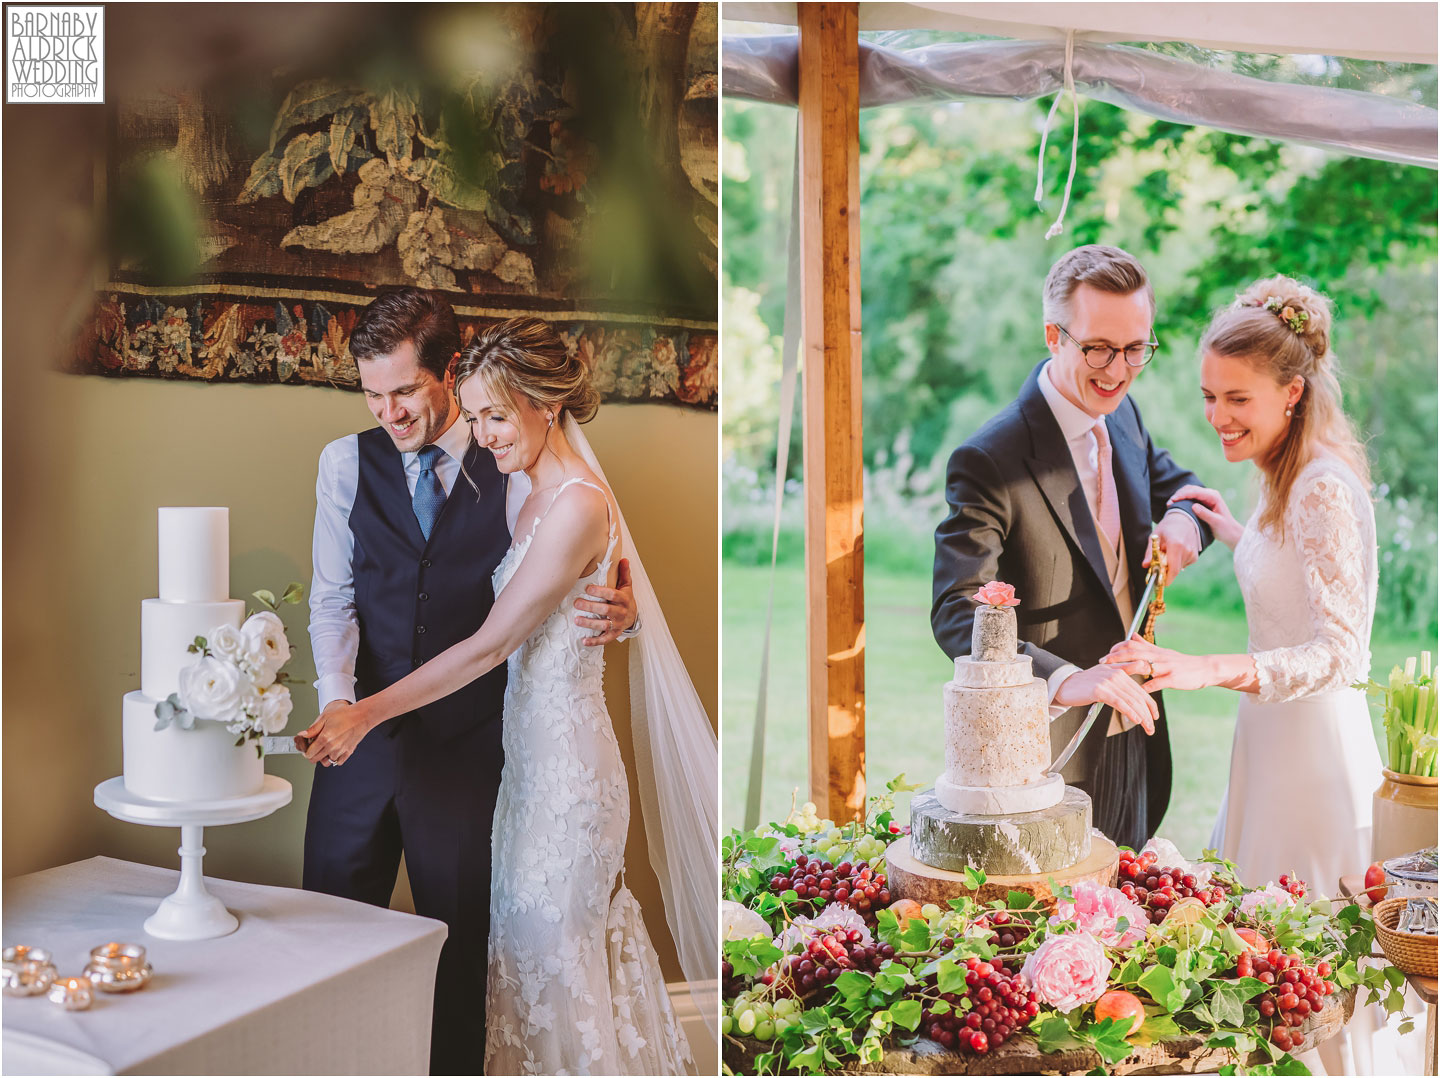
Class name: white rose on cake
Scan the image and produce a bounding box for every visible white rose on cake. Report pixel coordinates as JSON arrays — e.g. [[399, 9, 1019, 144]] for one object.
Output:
[[240, 611, 290, 684], [207, 623, 246, 664], [253, 683, 293, 734], [178, 656, 246, 720]]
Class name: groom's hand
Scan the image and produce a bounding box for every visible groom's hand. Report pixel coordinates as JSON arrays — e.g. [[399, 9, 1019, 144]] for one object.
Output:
[[1053, 664, 1158, 735], [574, 557, 638, 646], [1146, 513, 1200, 586]]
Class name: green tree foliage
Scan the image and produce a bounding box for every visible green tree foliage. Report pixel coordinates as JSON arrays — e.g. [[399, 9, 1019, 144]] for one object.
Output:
[[723, 71, 1437, 633]]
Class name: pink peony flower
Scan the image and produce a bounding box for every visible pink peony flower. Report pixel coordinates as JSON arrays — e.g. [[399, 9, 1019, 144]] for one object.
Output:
[[973, 581, 1021, 608], [776, 904, 872, 953], [1051, 880, 1149, 948], [1240, 883, 1297, 919], [1021, 930, 1113, 1013]]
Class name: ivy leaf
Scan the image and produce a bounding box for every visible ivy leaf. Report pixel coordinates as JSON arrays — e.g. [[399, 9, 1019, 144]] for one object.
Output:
[[900, 917, 932, 953], [1138, 965, 1188, 1012], [1133, 1011, 1182, 1045], [890, 998, 923, 1032], [1032, 1012, 1082, 1055], [963, 865, 986, 891], [886, 773, 925, 793], [1084, 1017, 1137, 1064], [832, 970, 872, 1001], [1008, 890, 1041, 909], [936, 958, 967, 994]]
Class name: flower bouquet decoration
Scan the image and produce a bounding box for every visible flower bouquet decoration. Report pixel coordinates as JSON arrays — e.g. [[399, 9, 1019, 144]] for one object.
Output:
[[1358, 651, 1437, 778], [722, 778, 1412, 1076], [153, 584, 305, 756]]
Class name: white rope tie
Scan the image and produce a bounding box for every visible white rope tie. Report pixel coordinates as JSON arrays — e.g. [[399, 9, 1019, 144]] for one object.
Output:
[[1035, 29, 1080, 240]]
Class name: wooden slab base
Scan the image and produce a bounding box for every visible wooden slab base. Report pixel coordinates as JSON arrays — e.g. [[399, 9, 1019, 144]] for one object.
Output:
[[886, 834, 1119, 912]]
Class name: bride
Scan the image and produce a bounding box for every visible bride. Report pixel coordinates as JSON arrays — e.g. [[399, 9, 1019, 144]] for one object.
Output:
[[302, 318, 715, 1076], [1102, 278, 1413, 1073], [1104, 276, 1378, 892]]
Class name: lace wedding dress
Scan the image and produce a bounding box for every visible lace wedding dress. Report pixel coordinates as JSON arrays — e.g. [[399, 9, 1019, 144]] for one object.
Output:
[[1211, 454, 1420, 1075], [1212, 452, 1380, 888], [483, 478, 692, 1076]]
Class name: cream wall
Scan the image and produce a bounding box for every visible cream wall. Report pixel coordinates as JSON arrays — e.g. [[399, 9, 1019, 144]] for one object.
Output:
[[1, 367, 717, 985]]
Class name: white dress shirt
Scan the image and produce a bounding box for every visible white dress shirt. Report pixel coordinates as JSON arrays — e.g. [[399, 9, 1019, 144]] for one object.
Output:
[[308, 415, 531, 711], [1036, 362, 1200, 711]]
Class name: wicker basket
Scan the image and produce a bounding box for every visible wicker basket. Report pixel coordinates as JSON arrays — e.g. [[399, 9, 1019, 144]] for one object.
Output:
[[1373, 896, 1438, 977]]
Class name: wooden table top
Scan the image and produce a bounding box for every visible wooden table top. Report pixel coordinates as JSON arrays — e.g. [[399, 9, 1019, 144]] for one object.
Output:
[[1338, 873, 1437, 1005]]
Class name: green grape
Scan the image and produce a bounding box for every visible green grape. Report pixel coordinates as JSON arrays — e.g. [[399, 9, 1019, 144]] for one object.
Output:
[[754, 1019, 776, 1041], [774, 997, 798, 1017], [922, 903, 940, 919], [721, 1014, 733, 1036], [731, 998, 751, 1021], [738, 1008, 758, 1035]]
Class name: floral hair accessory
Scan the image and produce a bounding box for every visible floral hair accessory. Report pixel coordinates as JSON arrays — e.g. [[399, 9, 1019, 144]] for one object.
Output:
[[1262, 296, 1309, 334], [973, 581, 1020, 608]]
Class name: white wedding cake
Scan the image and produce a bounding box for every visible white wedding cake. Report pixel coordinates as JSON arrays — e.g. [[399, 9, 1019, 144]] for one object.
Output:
[[121, 508, 265, 802], [936, 600, 1064, 815]]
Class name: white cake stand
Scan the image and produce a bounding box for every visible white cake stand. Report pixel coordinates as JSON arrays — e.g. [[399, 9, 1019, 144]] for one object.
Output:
[[93, 776, 291, 940]]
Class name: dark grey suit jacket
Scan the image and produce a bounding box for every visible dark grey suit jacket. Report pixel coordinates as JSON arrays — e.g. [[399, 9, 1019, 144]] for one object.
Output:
[[930, 360, 1212, 832]]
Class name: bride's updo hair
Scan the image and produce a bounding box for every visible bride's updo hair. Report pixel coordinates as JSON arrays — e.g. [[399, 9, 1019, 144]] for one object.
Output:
[[1200, 275, 1369, 538], [454, 316, 599, 425]]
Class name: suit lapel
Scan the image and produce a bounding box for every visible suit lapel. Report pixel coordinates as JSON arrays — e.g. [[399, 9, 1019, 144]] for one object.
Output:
[[1017, 371, 1113, 599]]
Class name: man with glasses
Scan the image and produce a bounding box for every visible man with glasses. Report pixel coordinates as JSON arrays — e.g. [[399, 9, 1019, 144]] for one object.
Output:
[[931, 244, 1212, 851]]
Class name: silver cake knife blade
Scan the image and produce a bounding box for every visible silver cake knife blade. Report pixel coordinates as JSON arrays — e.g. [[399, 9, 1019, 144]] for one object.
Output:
[[260, 735, 312, 756], [1049, 568, 1160, 777]]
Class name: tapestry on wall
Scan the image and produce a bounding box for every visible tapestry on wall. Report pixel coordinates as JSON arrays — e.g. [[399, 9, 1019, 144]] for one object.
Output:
[[70, 3, 718, 409]]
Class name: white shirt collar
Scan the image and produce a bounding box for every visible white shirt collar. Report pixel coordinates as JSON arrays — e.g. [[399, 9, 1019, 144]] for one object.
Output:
[[1038, 360, 1103, 444], [405, 408, 472, 465]]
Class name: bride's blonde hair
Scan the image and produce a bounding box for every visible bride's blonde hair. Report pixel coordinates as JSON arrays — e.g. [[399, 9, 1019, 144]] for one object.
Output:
[[1200, 276, 1369, 541], [454, 316, 599, 425]]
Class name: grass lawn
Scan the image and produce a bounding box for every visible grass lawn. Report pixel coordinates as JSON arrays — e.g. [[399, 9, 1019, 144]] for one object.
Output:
[[723, 562, 1407, 858]]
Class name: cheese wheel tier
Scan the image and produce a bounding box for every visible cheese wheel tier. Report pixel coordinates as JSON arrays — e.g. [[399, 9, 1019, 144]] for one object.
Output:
[[886, 833, 1120, 914], [938, 603, 1061, 815], [910, 786, 1092, 875], [122, 692, 264, 802]]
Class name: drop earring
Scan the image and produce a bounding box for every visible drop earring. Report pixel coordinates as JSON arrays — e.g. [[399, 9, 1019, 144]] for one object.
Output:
[[1284, 406, 1293, 417], [546, 413, 554, 429]]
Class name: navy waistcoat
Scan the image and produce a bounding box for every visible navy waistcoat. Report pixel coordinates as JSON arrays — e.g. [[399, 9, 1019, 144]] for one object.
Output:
[[349, 426, 510, 741]]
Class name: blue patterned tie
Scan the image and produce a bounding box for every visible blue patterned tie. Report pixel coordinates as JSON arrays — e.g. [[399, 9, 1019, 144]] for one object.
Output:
[[412, 445, 446, 541]]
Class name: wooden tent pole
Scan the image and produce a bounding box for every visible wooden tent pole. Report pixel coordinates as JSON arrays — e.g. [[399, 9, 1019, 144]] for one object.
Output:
[[798, 2, 864, 823]]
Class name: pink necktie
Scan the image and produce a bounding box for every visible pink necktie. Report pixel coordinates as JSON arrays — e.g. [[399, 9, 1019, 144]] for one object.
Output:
[[1093, 420, 1121, 553]]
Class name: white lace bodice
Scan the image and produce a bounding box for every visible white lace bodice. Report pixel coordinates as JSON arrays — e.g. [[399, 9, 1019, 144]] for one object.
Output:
[[1233, 454, 1377, 703]]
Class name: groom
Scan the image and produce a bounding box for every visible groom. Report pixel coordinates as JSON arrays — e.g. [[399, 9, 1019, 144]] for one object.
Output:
[[931, 245, 1212, 852], [300, 288, 637, 1074]]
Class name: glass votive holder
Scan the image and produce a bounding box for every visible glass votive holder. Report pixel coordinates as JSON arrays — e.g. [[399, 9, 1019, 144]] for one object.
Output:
[[2, 945, 57, 996], [47, 975, 94, 1011], [83, 942, 153, 993]]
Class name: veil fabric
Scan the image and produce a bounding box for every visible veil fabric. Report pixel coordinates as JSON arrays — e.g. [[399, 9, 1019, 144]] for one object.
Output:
[[564, 414, 720, 1051]]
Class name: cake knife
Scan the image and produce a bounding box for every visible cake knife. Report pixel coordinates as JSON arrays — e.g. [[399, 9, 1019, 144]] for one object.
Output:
[[259, 735, 312, 756], [1048, 566, 1161, 776]]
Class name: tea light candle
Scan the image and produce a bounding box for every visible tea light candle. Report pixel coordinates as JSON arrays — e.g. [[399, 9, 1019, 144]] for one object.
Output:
[[48, 976, 94, 1011], [84, 942, 152, 992], [2, 945, 57, 996]]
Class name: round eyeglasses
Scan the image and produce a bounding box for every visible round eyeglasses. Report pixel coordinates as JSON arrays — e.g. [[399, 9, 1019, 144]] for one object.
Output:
[[1055, 324, 1158, 368]]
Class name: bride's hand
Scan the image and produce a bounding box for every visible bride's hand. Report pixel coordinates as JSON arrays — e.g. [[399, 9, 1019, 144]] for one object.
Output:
[[300, 700, 377, 767], [1102, 634, 1217, 692], [575, 557, 638, 646], [1168, 485, 1243, 550]]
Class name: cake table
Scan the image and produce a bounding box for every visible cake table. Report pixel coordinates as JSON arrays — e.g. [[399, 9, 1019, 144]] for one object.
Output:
[[93, 776, 291, 940]]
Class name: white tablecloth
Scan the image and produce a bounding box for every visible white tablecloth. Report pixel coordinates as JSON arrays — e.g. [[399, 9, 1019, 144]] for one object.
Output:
[[2, 857, 447, 1075]]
